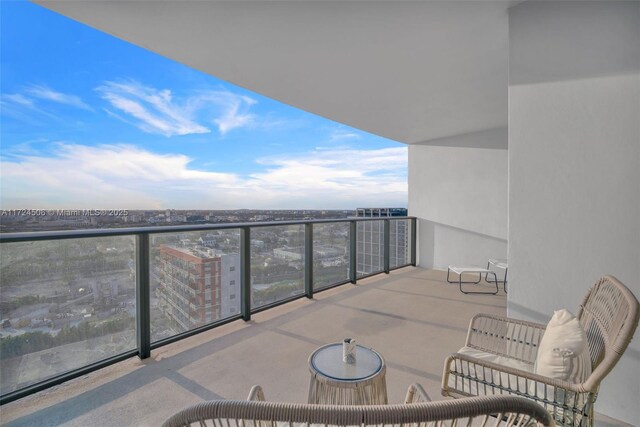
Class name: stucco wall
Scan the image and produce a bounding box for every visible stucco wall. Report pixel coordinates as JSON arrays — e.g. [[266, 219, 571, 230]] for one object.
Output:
[[508, 1, 640, 423], [408, 128, 508, 269]]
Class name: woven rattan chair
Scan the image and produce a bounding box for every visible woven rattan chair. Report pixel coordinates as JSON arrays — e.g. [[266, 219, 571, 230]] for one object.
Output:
[[442, 275, 639, 427], [163, 384, 552, 427]]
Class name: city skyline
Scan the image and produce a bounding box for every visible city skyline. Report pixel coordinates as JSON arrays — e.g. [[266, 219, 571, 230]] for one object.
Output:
[[0, 1, 407, 211]]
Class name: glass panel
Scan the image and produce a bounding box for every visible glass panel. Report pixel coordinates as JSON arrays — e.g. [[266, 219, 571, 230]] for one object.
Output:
[[356, 220, 384, 277], [251, 225, 304, 309], [150, 230, 241, 343], [313, 223, 349, 290], [389, 219, 410, 269], [0, 237, 136, 394]]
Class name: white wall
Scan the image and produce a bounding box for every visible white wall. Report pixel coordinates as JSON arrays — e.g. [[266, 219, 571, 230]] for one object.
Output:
[[408, 127, 508, 269], [508, 1, 640, 423]]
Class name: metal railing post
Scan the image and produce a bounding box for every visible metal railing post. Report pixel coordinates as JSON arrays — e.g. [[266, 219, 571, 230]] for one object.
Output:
[[136, 233, 151, 359], [383, 219, 390, 274], [349, 221, 357, 283], [240, 227, 251, 321], [304, 223, 313, 299], [410, 217, 417, 266]]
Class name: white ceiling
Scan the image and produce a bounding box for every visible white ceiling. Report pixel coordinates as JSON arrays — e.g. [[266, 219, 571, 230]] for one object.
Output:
[[34, 0, 510, 145]]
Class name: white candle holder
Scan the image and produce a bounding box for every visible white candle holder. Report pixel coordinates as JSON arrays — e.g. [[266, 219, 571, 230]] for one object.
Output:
[[343, 338, 356, 364]]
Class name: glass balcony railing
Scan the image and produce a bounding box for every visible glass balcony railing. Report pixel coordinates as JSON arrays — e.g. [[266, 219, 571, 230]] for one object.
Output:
[[0, 216, 415, 404], [390, 219, 410, 269], [356, 220, 384, 278], [149, 230, 241, 343], [0, 236, 137, 396], [251, 224, 305, 309], [313, 222, 350, 290]]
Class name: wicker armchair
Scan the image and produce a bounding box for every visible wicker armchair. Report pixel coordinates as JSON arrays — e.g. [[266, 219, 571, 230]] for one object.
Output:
[[163, 384, 552, 427], [442, 275, 639, 427]]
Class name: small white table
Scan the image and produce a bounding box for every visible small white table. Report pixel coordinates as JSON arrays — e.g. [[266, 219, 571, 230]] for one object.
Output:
[[308, 343, 387, 405]]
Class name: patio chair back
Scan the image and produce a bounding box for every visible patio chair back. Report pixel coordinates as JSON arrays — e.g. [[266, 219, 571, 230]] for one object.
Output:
[[577, 275, 639, 391], [162, 395, 552, 427]]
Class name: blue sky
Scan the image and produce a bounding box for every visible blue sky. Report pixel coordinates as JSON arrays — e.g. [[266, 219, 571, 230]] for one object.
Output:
[[0, 1, 407, 210]]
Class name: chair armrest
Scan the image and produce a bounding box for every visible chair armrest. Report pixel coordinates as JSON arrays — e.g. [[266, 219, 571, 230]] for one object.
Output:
[[442, 352, 592, 395], [465, 314, 547, 364], [246, 385, 277, 427], [404, 383, 431, 403], [247, 385, 266, 401]]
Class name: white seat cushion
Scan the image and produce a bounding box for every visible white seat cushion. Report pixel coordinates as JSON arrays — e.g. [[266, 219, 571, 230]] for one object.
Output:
[[449, 346, 533, 396], [458, 346, 534, 372]]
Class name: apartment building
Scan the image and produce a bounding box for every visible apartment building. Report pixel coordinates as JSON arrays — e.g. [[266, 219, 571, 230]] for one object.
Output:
[[157, 245, 239, 330]]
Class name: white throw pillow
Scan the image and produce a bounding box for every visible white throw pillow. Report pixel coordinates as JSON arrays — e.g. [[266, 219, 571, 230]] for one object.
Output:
[[535, 309, 592, 383]]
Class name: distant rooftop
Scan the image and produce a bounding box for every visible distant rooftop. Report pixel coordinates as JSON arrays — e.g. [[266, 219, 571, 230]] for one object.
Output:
[[355, 208, 408, 217], [161, 244, 222, 260]]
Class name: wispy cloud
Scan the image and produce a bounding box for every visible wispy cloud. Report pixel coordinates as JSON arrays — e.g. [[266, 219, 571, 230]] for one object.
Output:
[[215, 105, 253, 135], [207, 92, 256, 135], [249, 147, 407, 207], [0, 144, 238, 209], [0, 138, 50, 159], [1, 85, 92, 124], [0, 145, 407, 209], [1, 93, 57, 124], [96, 81, 210, 137], [3, 80, 275, 137], [2, 93, 34, 107], [329, 126, 362, 142], [96, 80, 259, 137], [26, 85, 93, 111]]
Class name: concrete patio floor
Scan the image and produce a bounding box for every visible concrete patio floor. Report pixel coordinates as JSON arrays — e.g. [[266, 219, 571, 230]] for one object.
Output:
[[0, 268, 629, 426]]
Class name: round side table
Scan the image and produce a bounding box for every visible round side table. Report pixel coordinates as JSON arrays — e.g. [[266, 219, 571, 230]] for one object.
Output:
[[307, 343, 387, 405]]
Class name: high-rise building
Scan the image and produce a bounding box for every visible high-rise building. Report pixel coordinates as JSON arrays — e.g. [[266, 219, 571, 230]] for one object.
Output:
[[157, 245, 240, 331], [355, 208, 409, 276]]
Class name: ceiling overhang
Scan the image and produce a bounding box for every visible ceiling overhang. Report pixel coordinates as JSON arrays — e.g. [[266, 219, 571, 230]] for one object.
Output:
[[33, 0, 509, 145]]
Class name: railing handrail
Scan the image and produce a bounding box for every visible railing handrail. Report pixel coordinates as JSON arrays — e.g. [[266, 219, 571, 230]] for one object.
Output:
[[0, 216, 416, 242]]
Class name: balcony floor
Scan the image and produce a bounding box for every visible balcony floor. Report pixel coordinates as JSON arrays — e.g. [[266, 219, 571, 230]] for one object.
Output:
[[0, 268, 628, 427]]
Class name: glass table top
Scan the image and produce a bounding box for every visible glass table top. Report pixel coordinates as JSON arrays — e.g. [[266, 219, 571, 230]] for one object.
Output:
[[310, 343, 383, 381]]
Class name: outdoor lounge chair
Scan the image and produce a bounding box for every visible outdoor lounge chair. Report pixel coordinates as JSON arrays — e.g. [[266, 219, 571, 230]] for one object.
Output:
[[442, 275, 639, 427], [163, 384, 552, 427]]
